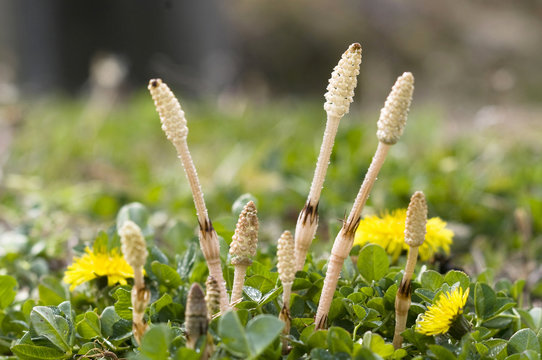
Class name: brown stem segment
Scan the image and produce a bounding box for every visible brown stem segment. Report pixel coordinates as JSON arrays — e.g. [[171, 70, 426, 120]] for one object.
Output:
[[279, 306, 291, 354], [206, 253, 230, 312], [279, 282, 293, 355], [393, 278, 412, 349], [131, 284, 150, 346], [393, 246, 418, 348], [294, 200, 319, 271]]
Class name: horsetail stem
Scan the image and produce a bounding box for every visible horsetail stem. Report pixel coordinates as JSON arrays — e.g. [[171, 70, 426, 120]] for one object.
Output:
[[278, 230, 296, 353], [393, 191, 427, 349], [148, 79, 229, 312], [294, 43, 362, 272], [315, 73, 415, 330], [229, 201, 259, 306], [119, 221, 149, 345], [205, 276, 221, 318]]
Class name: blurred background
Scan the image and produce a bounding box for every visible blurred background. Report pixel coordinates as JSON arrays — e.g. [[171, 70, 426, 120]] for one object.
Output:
[[0, 0, 542, 296]]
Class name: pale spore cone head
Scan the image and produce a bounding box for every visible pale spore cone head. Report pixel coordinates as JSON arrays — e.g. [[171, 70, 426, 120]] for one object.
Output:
[[148, 78, 188, 146], [404, 191, 427, 248], [377, 72, 414, 145], [324, 43, 362, 119], [119, 220, 148, 270], [229, 201, 259, 266], [277, 230, 296, 285]]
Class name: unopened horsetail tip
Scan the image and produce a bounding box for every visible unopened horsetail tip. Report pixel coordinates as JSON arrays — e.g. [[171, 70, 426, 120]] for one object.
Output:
[[149, 78, 162, 89]]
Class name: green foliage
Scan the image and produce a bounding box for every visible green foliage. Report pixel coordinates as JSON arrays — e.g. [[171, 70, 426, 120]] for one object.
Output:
[[1, 97, 541, 358], [0, 201, 539, 358], [357, 244, 390, 282]]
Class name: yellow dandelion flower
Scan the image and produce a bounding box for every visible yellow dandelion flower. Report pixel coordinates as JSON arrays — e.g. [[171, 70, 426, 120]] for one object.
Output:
[[416, 287, 470, 338], [353, 209, 453, 261], [63, 247, 134, 291]]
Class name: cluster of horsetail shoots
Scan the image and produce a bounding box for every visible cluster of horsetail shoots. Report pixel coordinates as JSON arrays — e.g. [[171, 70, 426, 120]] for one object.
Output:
[[277, 230, 296, 353], [185, 283, 213, 359], [229, 201, 259, 306], [393, 191, 427, 349], [119, 220, 149, 345], [148, 79, 229, 312], [294, 43, 362, 272], [314, 72, 415, 330], [147, 43, 420, 343]]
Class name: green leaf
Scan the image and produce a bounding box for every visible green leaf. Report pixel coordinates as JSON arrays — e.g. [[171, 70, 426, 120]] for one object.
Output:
[[310, 348, 335, 360], [77, 342, 100, 356], [362, 332, 394, 358], [414, 288, 436, 303], [504, 351, 540, 360], [176, 242, 197, 280], [529, 307, 542, 330], [218, 311, 250, 357], [30, 306, 71, 352], [393, 348, 408, 359], [175, 347, 201, 360], [117, 202, 152, 237], [11, 344, 70, 360], [342, 256, 357, 282], [150, 293, 173, 316], [0, 275, 17, 309], [443, 270, 470, 290], [307, 330, 328, 350], [76, 311, 102, 339], [111, 319, 132, 341], [292, 278, 313, 290], [428, 344, 457, 360], [100, 306, 122, 337], [511, 279, 526, 302], [246, 314, 284, 359], [139, 324, 171, 360], [475, 342, 489, 356], [475, 282, 496, 320], [38, 276, 67, 306], [357, 244, 389, 282], [507, 328, 540, 355], [484, 339, 507, 359], [421, 270, 444, 291], [113, 287, 132, 320], [327, 326, 352, 355], [352, 304, 367, 321], [311, 348, 335, 360], [244, 286, 262, 302], [328, 298, 346, 322], [151, 261, 183, 288], [258, 287, 282, 307], [232, 194, 257, 216], [353, 347, 383, 360]]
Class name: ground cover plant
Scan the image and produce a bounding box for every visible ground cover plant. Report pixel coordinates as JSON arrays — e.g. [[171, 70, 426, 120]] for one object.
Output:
[[0, 42, 542, 360]]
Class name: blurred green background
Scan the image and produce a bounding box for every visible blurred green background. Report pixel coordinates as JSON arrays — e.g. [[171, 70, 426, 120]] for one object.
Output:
[[0, 0, 541, 298]]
